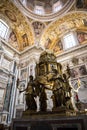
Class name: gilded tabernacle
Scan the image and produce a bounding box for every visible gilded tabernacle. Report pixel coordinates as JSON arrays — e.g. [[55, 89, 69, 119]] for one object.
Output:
[[20, 51, 74, 114]]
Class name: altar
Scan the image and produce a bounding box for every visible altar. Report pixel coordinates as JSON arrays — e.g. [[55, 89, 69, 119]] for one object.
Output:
[[13, 51, 87, 130], [11, 114, 87, 130]]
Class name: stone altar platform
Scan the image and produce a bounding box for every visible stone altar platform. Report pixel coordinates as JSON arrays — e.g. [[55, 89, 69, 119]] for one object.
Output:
[[11, 111, 87, 130]]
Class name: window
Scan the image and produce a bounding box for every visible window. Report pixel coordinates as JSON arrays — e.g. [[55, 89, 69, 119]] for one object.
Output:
[[62, 32, 78, 50], [53, 1, 62, 12], [34, 5, 45, 15], [0, 19, 9, 39]]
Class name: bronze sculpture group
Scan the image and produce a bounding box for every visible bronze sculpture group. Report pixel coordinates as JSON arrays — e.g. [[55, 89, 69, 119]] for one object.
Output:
[[19, 51, 74, 112]]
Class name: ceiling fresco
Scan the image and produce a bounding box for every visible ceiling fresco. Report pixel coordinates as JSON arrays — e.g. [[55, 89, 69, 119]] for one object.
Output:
[[14, 0, 75, 21], [0, 0, 34, 51], [0, 0, 87, 54], [40, 11, 87, 54], [19, 0, 69, 14]]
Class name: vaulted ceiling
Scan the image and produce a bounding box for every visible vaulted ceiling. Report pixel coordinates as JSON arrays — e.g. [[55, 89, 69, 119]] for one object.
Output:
[[15, 0, 75, 21], [0, 0, 87, 54]]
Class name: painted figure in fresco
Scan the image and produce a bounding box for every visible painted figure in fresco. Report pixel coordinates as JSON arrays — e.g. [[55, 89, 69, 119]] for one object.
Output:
[[45, 38, 52, 49], [20, 75, 37, 111], [53, 40, 63, 53], [9, 31, 17, 42], [8, 31, 18, 49], [22, 33, 28, 48], [77, 33, 85, 43], [32, 21, 45, 37], [79, 65, 87, 75]]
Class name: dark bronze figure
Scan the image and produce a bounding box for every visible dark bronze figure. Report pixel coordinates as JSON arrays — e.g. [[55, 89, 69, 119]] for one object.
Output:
[[20, 75, 37, 111]]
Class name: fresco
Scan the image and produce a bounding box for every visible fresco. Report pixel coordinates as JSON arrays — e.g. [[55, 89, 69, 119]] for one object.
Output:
[[32, 21, 45, 38], [5, 10, 17, 22], [44, 38, 52, 49], [70, 64, 87, 106], [77, 31, 87, 44], [71, 76, 87, 104], [40, 12, 87, 53], [83, 19, 87, 26], [22, 33, 28, 48], [70, 65, 87, 79], [0, 0, 34, 51], [53, 40, 63, 53], [8, 31, 19, 49]]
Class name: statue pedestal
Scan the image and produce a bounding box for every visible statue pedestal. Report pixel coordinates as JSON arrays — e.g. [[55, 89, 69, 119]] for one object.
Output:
[[22, 106, 76, 118], [12, 112, 87, 130], [22, 109, 67, 118]]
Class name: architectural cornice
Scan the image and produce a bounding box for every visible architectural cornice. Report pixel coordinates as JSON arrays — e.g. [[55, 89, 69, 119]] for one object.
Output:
[[56, 44, 87, 62]]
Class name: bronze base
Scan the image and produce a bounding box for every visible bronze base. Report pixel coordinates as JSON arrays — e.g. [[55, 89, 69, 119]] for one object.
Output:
[[22, 107, 75, 119]]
